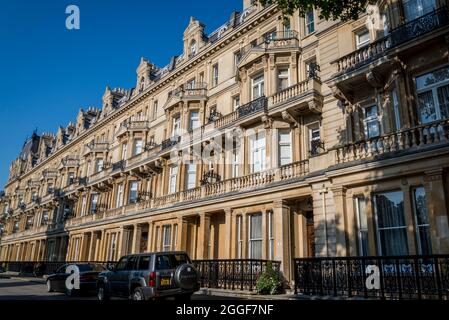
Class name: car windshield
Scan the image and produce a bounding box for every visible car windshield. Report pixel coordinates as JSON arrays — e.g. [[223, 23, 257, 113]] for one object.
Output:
[[75, 264, 107, 272], [155, 254, 190, 270]]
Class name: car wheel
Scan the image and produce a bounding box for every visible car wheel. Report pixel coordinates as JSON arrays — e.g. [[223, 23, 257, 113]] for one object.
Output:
[[46, 280, 53, 293], [97, 284, 110, 301], [132, 288, 145, 301]]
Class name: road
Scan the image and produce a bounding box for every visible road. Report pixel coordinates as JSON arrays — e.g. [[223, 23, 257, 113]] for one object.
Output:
[[0, 277, 241, 300]]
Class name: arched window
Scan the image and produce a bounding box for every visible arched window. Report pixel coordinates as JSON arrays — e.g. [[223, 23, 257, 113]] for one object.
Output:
[[190, 39, 197, 56]]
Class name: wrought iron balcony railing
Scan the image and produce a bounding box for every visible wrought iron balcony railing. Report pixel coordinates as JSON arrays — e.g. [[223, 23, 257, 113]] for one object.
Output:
[[161, 135, 181, 150], [111, 160, 125, 172], [294, 255, 449, 300], [237, 96, 268, 118]]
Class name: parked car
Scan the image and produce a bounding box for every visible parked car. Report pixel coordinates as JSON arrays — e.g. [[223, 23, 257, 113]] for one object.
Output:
[[97, 251, 200, 301], [46, 263, 107, 296]]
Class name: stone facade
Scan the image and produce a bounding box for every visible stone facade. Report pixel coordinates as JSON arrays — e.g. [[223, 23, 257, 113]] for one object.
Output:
[[1, 0, 449, 282]]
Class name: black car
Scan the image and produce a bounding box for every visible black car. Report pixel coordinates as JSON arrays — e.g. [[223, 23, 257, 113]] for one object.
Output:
[[97, 251, 200, 301], [46, 263, 107, 296]]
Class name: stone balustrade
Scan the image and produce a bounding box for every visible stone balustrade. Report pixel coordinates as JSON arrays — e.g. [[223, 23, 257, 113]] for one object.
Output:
[[270, 80, 309, 105]]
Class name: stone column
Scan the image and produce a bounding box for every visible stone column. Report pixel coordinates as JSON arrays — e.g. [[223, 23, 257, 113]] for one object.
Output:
[[131, 224, 142, 254], [88, 232, 97, 261], [261, 209, 268, 259], [147, 221, 154, 253], [196, 213, 211, 259], [223, 209, 233, 259], [273, 200, 292, 281], [177, 217, 188, 251], [331, 186, 349, 256], [424, 169, 449, 253]]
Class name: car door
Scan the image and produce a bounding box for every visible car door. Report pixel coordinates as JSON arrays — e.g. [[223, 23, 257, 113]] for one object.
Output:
[[109, 257, 127, 296], [123, 256, 138, 296], [52, 264, 68, 291]]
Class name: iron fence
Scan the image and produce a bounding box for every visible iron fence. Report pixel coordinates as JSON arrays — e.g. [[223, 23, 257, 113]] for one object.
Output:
[[0, 261, 116, 276], [294, 255, 449, 300], [194, 259, 281, 291]]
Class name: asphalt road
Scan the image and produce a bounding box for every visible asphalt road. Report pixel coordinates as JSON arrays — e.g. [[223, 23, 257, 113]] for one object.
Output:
[[0, 277, 241, 301]]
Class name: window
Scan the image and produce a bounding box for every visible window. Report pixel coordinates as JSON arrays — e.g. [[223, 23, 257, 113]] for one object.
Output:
[[139, 77, 145, 92], [109, 233, 117, 261], [212, 64, 219, 86], [232, 147, 239, 178], [363, 105, 380, 139], [412, 187, 432, 255], [374, 191, 408, 256], [81, 196, 87, 216], [137, 256, 151, 270], [190, 39, 197, 56], [169, 166, 178, 194], [305, 10, 315, 34], [236, 215, 243, 259], [41, 211, 49, 225], [415, 66, 449, 124], [152, 100, 158, 120], [283, 20, 291, 37], [309, 124, 321, 156], [277, 68, 289, 91], [355, 29, 370, 49], [185, 163, 196, 189], [199, 72, 204, 84], [128, 181, 138, 204], [133, 139, 143, 156], [233, 96, 240, 111], [278, 129, 292, 166], [391, 89, 401, 130], [95, 159, 104, 173], [172, 116, 181, 137], [189, 111, 200, 130], [403, 0, 436, 22], [234, 51, 242, 70], [249, 214, 262, 259], [268, 211, 274, 260], [67, 172, 75, 186], [121, 143, 128, 160], [355, 196, 369, 256], [116, 184, 124, 208], [250, 131, 266, 173], [162, 225, 172, 251], [186, 78, 196, 90], [252, 73, 265, 99], [264, 29, 276, 41], [90, 194, 99, 214]]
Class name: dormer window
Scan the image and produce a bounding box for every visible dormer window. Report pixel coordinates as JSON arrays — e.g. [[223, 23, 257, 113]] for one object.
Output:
[[190, 39, 197, 57]]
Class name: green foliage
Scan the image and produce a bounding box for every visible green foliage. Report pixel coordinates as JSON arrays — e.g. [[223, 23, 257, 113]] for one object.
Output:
[[258, 0, 377, 21], [256, 262, 283, 295]]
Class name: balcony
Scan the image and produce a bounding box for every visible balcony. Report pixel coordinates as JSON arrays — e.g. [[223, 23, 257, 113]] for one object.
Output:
[[239, 31, 300, 60], [115, 119, 151, 138], [42, 169, 58, 180], [331, 6, 449, 90], [83, 141, 109, 156], [161, 135, 181, 151], [165, 83, 208, 110], [333, 118, 449, 165], [215, 96, 268, 129], [60, 156, 79, 168]]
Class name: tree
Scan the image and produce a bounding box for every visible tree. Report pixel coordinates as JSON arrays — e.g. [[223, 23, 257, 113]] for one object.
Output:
[[257, 0, 377, 21]]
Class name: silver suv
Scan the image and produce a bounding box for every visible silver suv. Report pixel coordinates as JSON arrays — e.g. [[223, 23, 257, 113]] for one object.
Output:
[[97, 251, 200, 301]]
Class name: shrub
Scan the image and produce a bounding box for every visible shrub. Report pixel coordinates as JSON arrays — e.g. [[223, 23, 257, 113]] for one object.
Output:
[[256, 262, 283, 295]]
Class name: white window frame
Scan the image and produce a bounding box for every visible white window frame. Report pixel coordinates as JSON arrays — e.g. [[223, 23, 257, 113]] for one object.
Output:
[[236, 215, 243, 259], [185, 163, 197, 189], [355, 196, 369, 256], [248, 213, 263, 259], [116, 184, 124, 208], [152, 100, 158, 120], [355, 29, 370, 49], [133, 139, 143, 156], [81, 196, 87, 216], [121, 143, 128, 160], [169, 166, 178, 194], [305, 10, 315, 35], [277, 68, 290, 92], [172, 116, 181, 137], [363, 105, 381, 139], [95, 158, 104, 173], [412, 186, 432, 255], [251, 73, 265, 100], [90, 194, 99, 214], [162, 225, 172, 251], [212, 64, 219, 86], [268, 211, 274, 260], [189, 111, 200, 130], [250, 131, 266, 173], [233, 96, 240, 111], [278, 129, 292, 166], [128, 181, 138, 204]]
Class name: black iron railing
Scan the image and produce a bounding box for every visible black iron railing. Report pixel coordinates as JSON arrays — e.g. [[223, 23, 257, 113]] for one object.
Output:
[[237, 96, 267, 118], [112, 160, 125, 172], [161, 135, 181, 150], [194, 259, 281, 291], [294, 255, 449, 300], [390, 6, 449, 46]]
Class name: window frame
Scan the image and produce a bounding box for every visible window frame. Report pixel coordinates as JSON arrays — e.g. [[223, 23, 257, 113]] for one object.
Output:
[[251, 73, 265, 100], [278, 128, 293, 166]]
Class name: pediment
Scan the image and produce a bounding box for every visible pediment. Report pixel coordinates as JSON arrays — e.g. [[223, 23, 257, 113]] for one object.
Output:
[[238, 49, 265, 69]]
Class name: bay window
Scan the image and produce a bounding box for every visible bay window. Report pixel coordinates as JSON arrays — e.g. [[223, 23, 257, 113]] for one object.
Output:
[[415, 66, 449, 124], [374, 191, 408, 256]]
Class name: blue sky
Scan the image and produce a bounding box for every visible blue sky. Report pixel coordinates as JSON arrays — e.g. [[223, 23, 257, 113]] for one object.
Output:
[[0, 0, 241, 187]]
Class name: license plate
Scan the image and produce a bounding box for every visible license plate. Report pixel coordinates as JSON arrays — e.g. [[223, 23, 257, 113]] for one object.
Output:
[[160, 278, 170, 286]]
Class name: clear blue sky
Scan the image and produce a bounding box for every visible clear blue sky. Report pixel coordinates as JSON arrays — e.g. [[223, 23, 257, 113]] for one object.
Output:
[[0, 0, 242, 188]]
